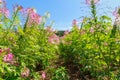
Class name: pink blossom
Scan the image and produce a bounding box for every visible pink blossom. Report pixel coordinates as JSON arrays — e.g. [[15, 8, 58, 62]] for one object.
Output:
[[21, 67, 30, 77], [0, 49, 2, 53], [72, 19, 77, 26], [23, 8, 42, 26], [3, 53, 14, 62], [0, 49, 3, 55], [86, 0, 100, 5], [113, 7, 120, 17], [48, 34, 60, 44], [0, 0, 2, 3], [21, 8, 42, 26], [64, 30, 69, 35], [42, 71, 46, 79], [0, 8, 9, 17]]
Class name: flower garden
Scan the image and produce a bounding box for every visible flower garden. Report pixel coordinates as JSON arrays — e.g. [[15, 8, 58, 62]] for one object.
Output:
[[0, 0, 120, 80]]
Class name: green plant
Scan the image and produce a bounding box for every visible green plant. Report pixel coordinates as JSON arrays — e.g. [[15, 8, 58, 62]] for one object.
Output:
[[51, 67, 69, 80], [58, 0, 120, 79]]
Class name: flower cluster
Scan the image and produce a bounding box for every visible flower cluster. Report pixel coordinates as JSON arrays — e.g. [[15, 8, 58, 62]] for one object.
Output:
[[64, 30, 69, 35], [0, 49, 2, 53], [48, 34, 60, 44], [23, 8, 42, 26], [1, 48, 14, 63], [42, 71, 46, 79], [3, 53, 14, 62], [113, 7, 120, 18], [72, 19, 77, 26], [0, 0, 9, 17], [0, 48, 19, 66]]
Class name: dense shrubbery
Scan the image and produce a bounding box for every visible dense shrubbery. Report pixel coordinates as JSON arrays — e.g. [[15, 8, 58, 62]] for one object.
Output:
[[0, 0, 120, 80], [0, 1, 58, 79], [59, 18, 120, 79]]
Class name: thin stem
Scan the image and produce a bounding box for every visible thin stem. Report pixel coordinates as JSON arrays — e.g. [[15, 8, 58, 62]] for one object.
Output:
[[9, 9, 19, 30]]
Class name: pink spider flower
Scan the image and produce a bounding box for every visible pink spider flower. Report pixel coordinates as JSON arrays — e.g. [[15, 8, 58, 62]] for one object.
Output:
[[0, 0, 2, 3], [42, 71, 46, 79], [0, 8, 9, 17], [25, 8, 42, 26], [3, 53, 14, 63], [0, 49, 3, 55], [86, 0, 100, 5], [113, 7, 120, 18], [64, 30, 69, 35], [0, 49, 3, 53], [72, 19, 77, 26], [48, 34, 60, 44]]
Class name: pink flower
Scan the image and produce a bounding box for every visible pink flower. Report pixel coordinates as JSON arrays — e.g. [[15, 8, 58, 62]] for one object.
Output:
[[72, 19, 77, 26], [113, 7, 120, 17], [0, 0, 2, 3], [48, 34, 60, 44], [3, 53, 14, 62], [0, 49, 2, 53], [0, 8, 9, 17], [86, 0, 100, 5], [22, 8, 42, 26], [0, 49, 3, 55], [64, 30, 69, 35], [21, 67, 30, 77], [42, 71, 46, 79]]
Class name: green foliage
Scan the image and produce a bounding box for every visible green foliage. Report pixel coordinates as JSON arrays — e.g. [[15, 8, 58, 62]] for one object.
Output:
[[0, 0, 120, 79], [0, 3, 57, 80], [58, 2, 120, 79], [51, 67, 69, 80]]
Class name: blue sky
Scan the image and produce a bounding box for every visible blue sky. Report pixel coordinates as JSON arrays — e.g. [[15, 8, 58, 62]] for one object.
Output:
[[6, 0, 120, 30]]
